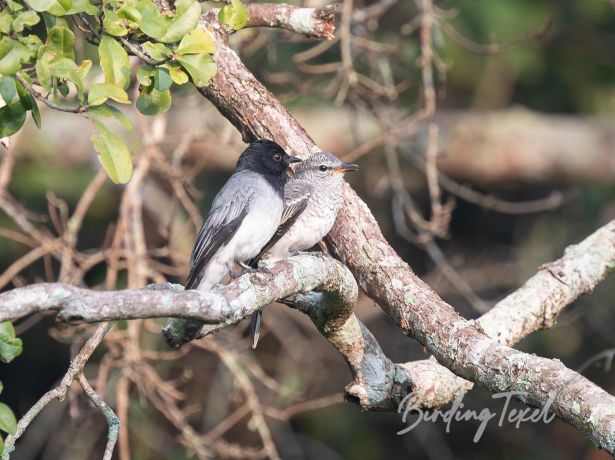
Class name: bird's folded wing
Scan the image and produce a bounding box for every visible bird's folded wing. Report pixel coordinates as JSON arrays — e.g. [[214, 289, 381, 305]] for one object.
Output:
[[251, 183, 312, 264], [186, 188, 253, 289]]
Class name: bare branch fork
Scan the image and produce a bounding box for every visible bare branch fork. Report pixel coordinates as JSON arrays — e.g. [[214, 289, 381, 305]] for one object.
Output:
[[1, 322, 117, 460]]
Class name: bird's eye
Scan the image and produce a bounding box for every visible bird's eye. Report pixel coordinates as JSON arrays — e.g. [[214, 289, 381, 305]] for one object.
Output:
[[319, 164, 328, 172], [273, 153, 282, 162]]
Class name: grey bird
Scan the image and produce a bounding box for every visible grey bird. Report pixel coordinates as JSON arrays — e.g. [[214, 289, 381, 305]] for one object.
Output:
[[250, 151, 359, 348], [168, 140, 302, 344]]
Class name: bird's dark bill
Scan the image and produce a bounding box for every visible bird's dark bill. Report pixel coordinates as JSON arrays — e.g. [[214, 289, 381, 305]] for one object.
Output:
[[288, 156, 303, 164]]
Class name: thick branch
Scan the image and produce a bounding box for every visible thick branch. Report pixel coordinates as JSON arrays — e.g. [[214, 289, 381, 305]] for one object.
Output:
[[194, 11, 615, 453], [0, 255, 348, 325], [401, 219, 615, 408], [290, 290, 412, 410], [332, 192, 615, 451], [198, 10, 318, 154], [245, 3, 339, 40]]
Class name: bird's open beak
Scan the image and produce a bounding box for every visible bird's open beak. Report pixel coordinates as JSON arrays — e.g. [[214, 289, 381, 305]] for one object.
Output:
[[333, 162, 359, 173], [287, 156, 303, 164]]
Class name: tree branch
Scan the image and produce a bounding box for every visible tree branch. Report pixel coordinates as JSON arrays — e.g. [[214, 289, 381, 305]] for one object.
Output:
[[1, 322, 114, 459], [401, 218, 615, 406], [77, 373, 120, 460], [245, 3, 339, 40], [0, 254, 349, 326]]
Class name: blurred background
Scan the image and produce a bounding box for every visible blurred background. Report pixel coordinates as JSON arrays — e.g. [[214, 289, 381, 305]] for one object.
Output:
[[1, 0, 615, 459]]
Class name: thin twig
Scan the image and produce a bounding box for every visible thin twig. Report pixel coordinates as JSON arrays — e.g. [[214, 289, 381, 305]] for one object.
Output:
[[77, 373, 120, 460], [2, 322, 114, 459]]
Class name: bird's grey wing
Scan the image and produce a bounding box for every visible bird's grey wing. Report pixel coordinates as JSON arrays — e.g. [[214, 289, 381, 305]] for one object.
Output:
[[250, 181, 312, 265], [186, 186, 253, 289]]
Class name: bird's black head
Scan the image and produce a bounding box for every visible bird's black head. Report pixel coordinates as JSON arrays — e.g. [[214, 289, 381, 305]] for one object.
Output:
[[236, 140, 302, 176]]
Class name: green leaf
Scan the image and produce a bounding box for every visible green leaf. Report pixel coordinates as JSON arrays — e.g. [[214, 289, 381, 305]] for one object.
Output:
[[0, 107, 26, 137], [45, 0, 72, 15], [103, 9, 128, 36], [15, 79, 31, 111], [88, 83, 130, 106], [0, 322, 22, 364], [18, 34, 44, 55], [29, 97, 41, 128], [177, 28, 215, 55], [57, 82, 69, 96], [218, 0, 248, 31], [0, 10, 14, 34], [46, 25, 76, 60], [159, 0, 201, 43], [35, 54, 52, 91], [91, 121, 133, 184], [153, 67, 172, 91], [162, 62, 188, 85], [47, 0, 97, 16], [0, 403, 16, 435], [136, 88, 171, 115], [135, 0, 167, 39], [117, 6, 142, 24], [99, 35, 130, 90], [0, 76, 22, 112], [0, 434, 4, 454], [136, 64, 155, 86], [176, 53, 217, 87], [25, 0, 56, 11], [75, 59, 92, 81], [0, 37, 30, 75], [89, 104, 133, 130], [12, 10, 40, 32], [142, 41, 171, 61], [49, 57, 84, 95], [35, 25, 75, 91], [6, 0, 24, 11], [14, 77, 40, 128], [41, 13, 68, 31]]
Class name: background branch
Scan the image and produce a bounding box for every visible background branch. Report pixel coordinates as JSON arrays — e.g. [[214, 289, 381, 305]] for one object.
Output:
[[245, 3, 339, 39]]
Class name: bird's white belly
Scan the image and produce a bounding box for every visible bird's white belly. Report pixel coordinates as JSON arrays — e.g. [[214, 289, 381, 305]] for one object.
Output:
[[198, 184, 283, 290]]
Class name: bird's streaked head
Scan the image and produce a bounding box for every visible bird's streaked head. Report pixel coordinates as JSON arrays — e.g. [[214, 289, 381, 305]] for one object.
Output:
[[237, 140, 302, 176], [295, 152, 359, 181]]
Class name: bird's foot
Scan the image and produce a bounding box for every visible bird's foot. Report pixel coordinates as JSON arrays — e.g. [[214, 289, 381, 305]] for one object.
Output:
[[146, 282, 184, 291], [228, 262, 259, 279], [239, 261, 254, 270]]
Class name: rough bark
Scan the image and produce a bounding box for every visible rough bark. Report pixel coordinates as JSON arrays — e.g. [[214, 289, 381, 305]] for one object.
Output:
[[245, 3, 339, 40], [0, 255, 348, 325], [403, 219, 615, 409]]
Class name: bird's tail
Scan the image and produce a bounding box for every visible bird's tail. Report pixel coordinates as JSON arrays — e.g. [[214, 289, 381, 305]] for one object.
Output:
[[250, 310, 262, 349]]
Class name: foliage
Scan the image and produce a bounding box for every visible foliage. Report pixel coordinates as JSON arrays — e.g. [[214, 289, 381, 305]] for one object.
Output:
[[0, 322, 21, 453], [0, 0, 248, 184]]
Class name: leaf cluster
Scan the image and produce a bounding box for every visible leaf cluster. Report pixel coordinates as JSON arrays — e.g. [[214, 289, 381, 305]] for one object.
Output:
[[0, 0, 248, 183]]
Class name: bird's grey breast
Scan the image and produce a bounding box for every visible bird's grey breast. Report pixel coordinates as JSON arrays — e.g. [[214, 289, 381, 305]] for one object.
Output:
[[225, 171, 284, 261], [285, 177, 343, 251]]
